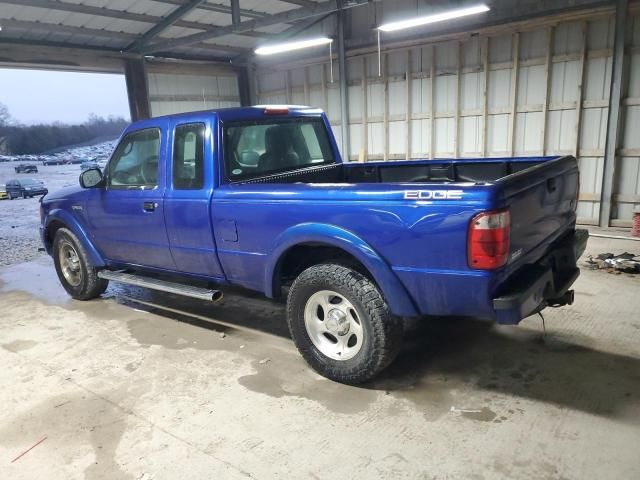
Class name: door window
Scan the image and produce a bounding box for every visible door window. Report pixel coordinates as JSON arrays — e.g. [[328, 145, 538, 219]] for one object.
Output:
[[173, 123, 205, 190], [108, 128, 161, 189]]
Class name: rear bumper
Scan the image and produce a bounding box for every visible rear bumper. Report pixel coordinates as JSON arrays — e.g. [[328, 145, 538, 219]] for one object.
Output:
[[492, 228, 589, 324]]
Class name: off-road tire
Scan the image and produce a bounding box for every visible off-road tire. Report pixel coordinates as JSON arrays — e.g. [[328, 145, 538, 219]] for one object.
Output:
[[287, 264, 403, 384], [53, 228, 108, 300]]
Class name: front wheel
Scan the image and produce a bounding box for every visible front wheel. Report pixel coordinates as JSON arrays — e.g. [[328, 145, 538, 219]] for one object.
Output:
[[287, 264, 403, 384], [53, 228, 108, 300]]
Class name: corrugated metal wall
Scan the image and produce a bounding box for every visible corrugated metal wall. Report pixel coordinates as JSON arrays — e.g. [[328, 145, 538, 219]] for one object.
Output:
[[618, 14, 640, 226], [256, 10, 640, 227], [146, 64, 240, 117]]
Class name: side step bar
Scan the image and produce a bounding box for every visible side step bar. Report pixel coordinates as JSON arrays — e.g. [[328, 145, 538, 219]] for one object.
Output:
[[97, 270, 223, 303]]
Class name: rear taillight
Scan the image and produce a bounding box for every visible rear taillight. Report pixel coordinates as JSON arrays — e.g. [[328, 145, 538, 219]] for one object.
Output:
[[468, 209, 510, 270]]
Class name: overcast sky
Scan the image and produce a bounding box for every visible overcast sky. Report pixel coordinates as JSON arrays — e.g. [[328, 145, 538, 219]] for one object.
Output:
[[0, 69, 130, 125]]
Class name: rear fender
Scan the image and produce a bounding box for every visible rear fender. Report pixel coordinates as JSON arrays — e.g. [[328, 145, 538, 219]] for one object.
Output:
[[264, 223, 418, 317], [44, 209, 105, 267]]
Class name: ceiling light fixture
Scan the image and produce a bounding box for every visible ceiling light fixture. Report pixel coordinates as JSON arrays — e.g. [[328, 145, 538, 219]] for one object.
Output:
[[254, 37, 333, 56], [377, 4, 490, 32]]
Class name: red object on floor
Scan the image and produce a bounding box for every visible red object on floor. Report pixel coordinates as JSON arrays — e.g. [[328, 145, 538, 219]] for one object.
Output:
[[632, 211, 640, 238]]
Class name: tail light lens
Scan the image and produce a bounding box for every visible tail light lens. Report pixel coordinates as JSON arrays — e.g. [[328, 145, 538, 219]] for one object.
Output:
[[264, 107, 289, 115], [468, 209, 510, 270]]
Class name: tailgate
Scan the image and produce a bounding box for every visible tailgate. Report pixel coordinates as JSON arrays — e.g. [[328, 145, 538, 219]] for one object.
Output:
[[497, 156, 579, 271]]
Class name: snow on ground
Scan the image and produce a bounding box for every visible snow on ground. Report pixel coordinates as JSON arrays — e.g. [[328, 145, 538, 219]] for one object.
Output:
[[0, 141, 116, 266]]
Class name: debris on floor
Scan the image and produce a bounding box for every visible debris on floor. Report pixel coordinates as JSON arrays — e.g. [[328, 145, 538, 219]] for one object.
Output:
[[11, 435, 48, 463], [258, 357, 271, 365], [586, 252, 640, 274]]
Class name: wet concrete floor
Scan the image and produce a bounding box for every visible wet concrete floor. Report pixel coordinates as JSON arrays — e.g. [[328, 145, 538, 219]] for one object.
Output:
[[1, 236, 639, 479]]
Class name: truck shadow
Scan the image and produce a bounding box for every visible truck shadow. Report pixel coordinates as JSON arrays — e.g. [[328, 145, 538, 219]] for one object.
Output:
[[371, 317, 640, 419], [118, 286, 640, 419]]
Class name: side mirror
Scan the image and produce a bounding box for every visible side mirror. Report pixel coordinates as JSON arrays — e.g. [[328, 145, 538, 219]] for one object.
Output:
[[79, 168, 104, 188]]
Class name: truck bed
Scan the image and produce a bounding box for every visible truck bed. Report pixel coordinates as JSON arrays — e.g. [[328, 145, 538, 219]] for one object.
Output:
[[218, 154, 580, 323], [232, 156, 557, 186]]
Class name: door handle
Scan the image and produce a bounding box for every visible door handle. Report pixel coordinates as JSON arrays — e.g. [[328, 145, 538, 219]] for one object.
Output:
[[143, 201, 157, 212]]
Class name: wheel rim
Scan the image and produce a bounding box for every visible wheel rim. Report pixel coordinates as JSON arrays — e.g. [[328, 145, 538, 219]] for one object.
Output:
[[304, 290, 364, 361], [58, 240, 82, 287]]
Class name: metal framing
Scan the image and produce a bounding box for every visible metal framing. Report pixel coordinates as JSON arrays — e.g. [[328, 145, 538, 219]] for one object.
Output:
[[600, 0, 629, 226]]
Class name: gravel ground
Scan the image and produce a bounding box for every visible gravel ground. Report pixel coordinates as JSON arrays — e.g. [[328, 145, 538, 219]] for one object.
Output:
[[0, 162, 81, 266]]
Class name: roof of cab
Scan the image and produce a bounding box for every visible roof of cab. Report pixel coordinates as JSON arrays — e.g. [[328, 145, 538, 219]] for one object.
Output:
[[134, 105, 324, 124]]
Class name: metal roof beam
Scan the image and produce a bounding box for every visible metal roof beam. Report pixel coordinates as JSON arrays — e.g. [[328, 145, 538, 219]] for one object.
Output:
[[148, 0, 265, 20], [127, 0, 207, 52], [142, 0, 372, 54], [0, 19, 249, 55], [0, 18, 137, 42], [0, 0, 268, 39], [277, 0, 317, 7]]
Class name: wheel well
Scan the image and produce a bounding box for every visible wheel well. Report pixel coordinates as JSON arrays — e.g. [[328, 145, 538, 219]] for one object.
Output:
[[273, 243, 374, 299], [45, 220, 66, 246]]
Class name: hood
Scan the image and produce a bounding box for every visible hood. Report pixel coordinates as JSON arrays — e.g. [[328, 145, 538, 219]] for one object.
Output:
[[42, 185, 85, 202]]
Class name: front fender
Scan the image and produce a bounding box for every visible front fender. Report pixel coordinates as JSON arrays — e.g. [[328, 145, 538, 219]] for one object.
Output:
[[44, 209, 105, 267], [264, 223, 418, 317]]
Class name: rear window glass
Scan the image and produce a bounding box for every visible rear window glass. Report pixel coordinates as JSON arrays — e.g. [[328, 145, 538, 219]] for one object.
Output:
[[223, 117, 335, 181]]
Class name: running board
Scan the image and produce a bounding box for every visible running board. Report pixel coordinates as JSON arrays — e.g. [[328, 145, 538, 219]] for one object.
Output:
[[97, 270, 223, 303]]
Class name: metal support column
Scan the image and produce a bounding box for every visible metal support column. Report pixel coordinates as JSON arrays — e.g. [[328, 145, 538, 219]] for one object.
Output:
[[337, 3, 350, 161], [236, 66, 253, 106], [600, 0, 628, 227], [230, 0, 241, 26], [124, 58, 150, 121]]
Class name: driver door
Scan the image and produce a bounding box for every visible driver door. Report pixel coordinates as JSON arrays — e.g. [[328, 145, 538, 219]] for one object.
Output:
[[85, 122, 176, 271]]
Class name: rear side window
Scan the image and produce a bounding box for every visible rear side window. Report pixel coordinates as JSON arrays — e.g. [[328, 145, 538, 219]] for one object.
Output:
[[224, 117, 335, 181], [108, 128, 161, 189], [173, 123, 205, 190]]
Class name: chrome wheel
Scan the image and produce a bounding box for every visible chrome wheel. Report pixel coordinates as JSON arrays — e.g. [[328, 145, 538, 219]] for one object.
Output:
[[58, 240, 82, 287], [304, 290, 364, 361]]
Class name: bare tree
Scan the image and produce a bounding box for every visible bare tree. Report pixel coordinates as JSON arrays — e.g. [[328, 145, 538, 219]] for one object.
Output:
[[0, 102, 11, 126]]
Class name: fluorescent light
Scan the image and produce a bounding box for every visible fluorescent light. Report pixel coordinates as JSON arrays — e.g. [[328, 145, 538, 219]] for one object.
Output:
[[255, 37, 333, 56], [378, 4, 490, 32]]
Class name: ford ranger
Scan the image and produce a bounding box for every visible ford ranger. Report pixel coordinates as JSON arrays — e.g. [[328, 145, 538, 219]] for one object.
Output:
[[40, 106, 588, 383]]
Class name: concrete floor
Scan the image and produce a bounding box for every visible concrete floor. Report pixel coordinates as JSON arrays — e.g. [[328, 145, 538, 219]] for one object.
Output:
[[1, 235, 639, 479]]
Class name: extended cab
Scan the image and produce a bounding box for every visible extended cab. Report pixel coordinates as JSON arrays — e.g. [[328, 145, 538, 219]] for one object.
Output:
[[40, 106, 588, 383]]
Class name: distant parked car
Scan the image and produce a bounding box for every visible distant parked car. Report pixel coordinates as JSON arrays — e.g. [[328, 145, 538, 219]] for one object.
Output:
[[42, 158, 59, 166], [80, 161, 99, 172], [0, 184, 8, 200], [15, 163, 39, 173], [5, 178, 48, 199]]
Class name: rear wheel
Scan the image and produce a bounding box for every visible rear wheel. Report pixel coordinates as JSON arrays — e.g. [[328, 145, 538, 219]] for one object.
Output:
[[22, 192, 27, 199], [287, 264, 403, 384], [53, 228, 108, 300]]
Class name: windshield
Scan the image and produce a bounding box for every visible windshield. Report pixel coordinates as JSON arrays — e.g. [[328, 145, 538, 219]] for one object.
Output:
[[21, 179, 40, 185], [224, 117, 335, 181]]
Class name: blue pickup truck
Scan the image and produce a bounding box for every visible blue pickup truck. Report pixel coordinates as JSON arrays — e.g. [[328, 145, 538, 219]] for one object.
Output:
[[40, 106, 588, 383]]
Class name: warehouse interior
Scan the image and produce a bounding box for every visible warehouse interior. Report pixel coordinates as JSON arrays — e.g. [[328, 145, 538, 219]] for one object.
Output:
[[1, 1, 640, 479], [1, 0, 639, 226]]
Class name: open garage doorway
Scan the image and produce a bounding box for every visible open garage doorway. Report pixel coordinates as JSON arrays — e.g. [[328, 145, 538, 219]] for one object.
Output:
[[0, 68, 129, 266]]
